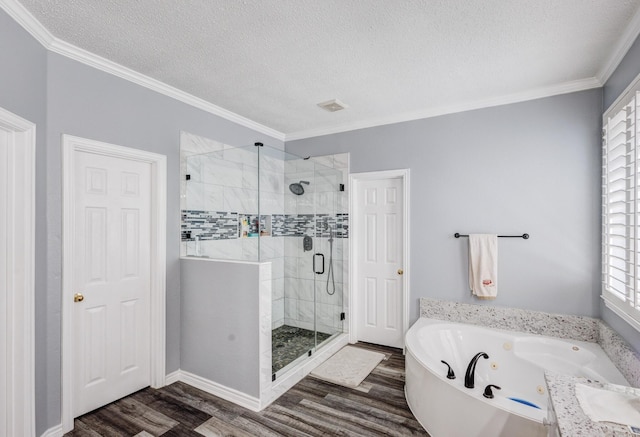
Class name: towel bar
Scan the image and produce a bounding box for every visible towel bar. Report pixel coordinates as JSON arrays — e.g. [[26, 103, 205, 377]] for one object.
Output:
[[454, 233, 529, 239]]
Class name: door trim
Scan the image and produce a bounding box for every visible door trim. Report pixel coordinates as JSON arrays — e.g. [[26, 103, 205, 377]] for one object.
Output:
[[61, 135, 167, 432], [0, 107, 36, 437], [349, 169, 410, 347]]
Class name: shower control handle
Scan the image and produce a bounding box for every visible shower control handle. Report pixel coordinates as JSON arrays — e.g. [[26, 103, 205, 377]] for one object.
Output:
[[313, 253, 325, 275]]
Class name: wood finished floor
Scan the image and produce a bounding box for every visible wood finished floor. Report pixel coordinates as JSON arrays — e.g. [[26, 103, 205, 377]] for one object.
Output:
[[64, 342, 429, 437]]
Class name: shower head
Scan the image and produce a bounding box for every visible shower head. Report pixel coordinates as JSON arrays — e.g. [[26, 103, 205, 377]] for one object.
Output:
[[289, 180, 310, 195]]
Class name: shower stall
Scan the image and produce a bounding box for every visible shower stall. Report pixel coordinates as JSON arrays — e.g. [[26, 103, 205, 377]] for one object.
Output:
[[179, 133, 349, 406]]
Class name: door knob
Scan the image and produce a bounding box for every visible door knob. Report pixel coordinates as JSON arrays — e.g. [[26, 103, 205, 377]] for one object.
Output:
[[74, 293, 84, 303], [397, 269, 404, 275]]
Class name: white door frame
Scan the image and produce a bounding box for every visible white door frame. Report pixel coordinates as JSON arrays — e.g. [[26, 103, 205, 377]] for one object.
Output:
[[0, 107, 36, 437], [61, 135, 167, 432], [349, 169, 410, 346]]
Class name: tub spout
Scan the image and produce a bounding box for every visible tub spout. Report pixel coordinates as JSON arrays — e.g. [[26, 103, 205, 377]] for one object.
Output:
[[464, 352, 489, 389]]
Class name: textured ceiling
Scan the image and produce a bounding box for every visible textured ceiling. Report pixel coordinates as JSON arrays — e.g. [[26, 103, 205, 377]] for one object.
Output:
[[15, 0, 640, 138]]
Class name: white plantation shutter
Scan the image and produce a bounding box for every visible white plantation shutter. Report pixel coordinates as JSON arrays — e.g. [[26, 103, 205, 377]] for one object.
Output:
[[602, 76, 640, 331]]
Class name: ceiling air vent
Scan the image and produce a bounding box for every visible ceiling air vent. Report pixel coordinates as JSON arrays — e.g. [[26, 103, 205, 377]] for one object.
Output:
[[317, 99, 348, 112]]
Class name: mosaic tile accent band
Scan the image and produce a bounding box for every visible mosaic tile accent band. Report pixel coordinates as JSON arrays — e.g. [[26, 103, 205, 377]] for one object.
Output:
[[182, 210, 349, 241], [316, 214, 349, 239], [181, 210, 238, 241], [272, 214, 314, 237]]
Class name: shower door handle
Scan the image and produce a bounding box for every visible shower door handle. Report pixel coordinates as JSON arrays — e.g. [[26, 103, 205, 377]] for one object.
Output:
[[313, 253, 325, 275]]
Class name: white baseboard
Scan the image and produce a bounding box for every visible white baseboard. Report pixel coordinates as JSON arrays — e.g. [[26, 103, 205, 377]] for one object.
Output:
[[41, 370, 260, 436], [40, 424, 63, 437], [175, 370, 261, 412], [164, 369, 181, 385]]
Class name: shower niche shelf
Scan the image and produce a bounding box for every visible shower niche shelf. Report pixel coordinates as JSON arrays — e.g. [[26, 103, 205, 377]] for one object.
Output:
[[240, 214, 272, 238]]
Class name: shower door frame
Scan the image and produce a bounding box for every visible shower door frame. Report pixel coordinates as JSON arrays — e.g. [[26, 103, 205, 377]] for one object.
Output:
[[270, 152, 346, 378]]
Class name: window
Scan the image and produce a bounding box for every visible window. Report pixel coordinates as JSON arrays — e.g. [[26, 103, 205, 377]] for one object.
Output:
[[602, 74, 640, 331]]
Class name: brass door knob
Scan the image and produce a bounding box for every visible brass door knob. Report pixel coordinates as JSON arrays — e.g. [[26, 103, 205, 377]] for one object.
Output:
[[74, 293, 84, 303], [397, 269, 404, 275]]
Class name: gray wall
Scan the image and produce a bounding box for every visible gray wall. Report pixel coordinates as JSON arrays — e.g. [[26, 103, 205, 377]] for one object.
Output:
[[0, 8, 282, 434], [601, 33, 640, 352], [180, 259, 261, 397], [287, 89, 603, 323]]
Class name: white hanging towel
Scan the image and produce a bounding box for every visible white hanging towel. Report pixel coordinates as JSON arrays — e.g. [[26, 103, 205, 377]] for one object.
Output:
[[468, 234, 498, 299]]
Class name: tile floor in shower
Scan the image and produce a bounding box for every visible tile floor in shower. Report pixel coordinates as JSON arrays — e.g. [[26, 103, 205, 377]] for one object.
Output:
[[272, 325, 332, 374]]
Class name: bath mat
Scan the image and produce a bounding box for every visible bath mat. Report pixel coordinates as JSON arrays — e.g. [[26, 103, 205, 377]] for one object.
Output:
[[310, 346, 385, 388]]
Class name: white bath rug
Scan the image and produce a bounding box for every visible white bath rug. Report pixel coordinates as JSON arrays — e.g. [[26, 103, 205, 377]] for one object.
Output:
[[310, 346, 385, 389]]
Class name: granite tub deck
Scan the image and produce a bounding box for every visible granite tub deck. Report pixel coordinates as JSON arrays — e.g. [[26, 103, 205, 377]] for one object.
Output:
[[545, 372, 639, 436], [420, 298, 640, 387], [419, 298, 640, 436]]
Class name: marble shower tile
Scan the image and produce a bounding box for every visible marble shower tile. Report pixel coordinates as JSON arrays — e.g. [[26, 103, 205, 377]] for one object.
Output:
[[284, 256, 298, 278], [259, 192, 284, 215], [270, 256, 284, 279], [223, 187, 258, 213], [297, 254, 314, 280], [259, 169, 284, 194], [284, 195, 297, 214], [333, 153, 349, 169], [310, 155, 334, 169], [258, 265, 272, 400], [203, 184, 224, 211], [203, 156, 243, 188], [272, 278, 285, 300], [272, 299, 285, 325], [260, 154, 284, 174], [185, 154, 203, 182], [315, 191, 335, 214], [224, 145, 258, 167], [298, 300, 314, 323], [185, 182, 205, 211], [180, 131, 225, 155], [284, 298, 297, 320], [297, 279, 315, 302], [242, 166, 259, 190], [201, 239, 242, 259], [241, 238, 259, 261]]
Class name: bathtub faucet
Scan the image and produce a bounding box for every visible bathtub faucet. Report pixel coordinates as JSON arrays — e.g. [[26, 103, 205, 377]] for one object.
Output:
[[464, 352, 489, 389]]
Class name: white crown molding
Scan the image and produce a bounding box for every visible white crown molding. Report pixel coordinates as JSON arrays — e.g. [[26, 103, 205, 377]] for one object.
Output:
[[47, 39, 285, 141], [0, 0, 285, 142], [285, 77, 603, 141], [597, 5, 640, 84], [3, 0, 637, 143], [0, 0, 54, 47]]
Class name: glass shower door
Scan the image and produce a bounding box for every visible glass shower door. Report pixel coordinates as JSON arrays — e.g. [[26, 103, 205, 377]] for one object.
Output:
[[312, 163, 344, 349], [267, 148, 345, 378]]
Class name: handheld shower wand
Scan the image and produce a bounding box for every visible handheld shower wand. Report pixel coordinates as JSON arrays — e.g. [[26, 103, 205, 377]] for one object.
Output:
[[326, 224, 335, 296]]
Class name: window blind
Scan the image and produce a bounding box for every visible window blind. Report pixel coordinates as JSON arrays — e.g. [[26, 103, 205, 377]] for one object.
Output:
[[602, 77, 640, 330]]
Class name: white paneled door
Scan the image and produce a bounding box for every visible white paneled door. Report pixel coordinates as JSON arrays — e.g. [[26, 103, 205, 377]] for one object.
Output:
[[355, 177, 404, 348], [72, 150, 152, 417]]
